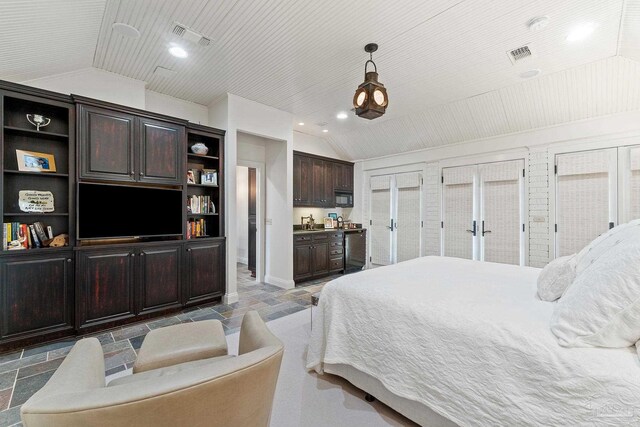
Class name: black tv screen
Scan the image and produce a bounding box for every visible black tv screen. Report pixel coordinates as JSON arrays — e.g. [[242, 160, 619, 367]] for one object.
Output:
[[78, 183, 183, 239]]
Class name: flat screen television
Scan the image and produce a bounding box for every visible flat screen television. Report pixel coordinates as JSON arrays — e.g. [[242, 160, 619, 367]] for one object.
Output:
[[78, 183, 183, 239]]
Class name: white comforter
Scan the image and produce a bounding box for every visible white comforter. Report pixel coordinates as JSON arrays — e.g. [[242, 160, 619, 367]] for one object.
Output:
[[306, 256, 640, 426]]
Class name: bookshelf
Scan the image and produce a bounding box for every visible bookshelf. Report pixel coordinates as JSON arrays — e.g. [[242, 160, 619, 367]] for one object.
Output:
[[2, 91, 74, 251], [186, 124, 224, 240]]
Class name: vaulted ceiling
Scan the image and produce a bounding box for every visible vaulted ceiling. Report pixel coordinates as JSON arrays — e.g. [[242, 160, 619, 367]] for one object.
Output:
[[0, 0, 639, 160]]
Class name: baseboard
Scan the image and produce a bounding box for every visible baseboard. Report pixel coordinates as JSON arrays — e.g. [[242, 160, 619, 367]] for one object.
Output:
[[237, 257, 248, 265], [223, 292, 239, 305], [264, 275, 295, 290]]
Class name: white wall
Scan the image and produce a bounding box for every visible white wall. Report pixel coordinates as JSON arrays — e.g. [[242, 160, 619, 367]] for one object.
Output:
[[145, 89, 209, 124], [210, 93, 294, 299], [236, 166, 249, 264], [355, 110, 640, 268], [22, 67, 146, 108], [293, 131, 345, 159], [20, 67, 209, 124]]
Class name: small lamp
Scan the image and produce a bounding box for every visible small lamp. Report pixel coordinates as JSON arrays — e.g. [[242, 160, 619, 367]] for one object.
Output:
[[353, 43, 388, 120]]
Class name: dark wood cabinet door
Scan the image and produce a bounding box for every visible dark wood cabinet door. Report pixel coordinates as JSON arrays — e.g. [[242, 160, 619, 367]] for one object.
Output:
[[138, 245, 182, 315], [311, 158, 327, 206], [294, 155, 313, 206], [323, 161, 334, 207], [293, 244, 313, 281], [77, 248, 136, 330], [138, 118, 184, 185], [184, 239, 225, 306], [79, 105, 135, 182], [312, 242, 330, 276], [344, 163, 354, 191], [0, 253, 74, 341], [333, 162, 343, 190]]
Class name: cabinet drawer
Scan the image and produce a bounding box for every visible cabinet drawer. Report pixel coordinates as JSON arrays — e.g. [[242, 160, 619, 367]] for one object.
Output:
[[329, 232, 344, 240], [329, 258, 344, 271], [329, 241, 343, 247], [294, 235, 312, 244], [330, 248, 344, 256], [312, 233, 328, 241]]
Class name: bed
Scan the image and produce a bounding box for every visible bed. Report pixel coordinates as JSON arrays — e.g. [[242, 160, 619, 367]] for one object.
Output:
[[306, 256, 640, 426]]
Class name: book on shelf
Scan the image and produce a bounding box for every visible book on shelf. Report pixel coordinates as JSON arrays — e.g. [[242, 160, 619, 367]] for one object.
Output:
[[187, 195, 215, 214], [3, 221, 54, 250], [187, 218, 207, 239]]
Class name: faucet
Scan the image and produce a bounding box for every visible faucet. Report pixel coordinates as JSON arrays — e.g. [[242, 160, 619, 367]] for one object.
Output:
[[300, 214, 315, 230]]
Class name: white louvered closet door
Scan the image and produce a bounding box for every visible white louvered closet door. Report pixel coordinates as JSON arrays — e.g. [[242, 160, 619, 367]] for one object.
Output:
[[555, 149, 616, 257], [480, 160, 523, 265], [622, 146, 640, 223], [442, 166, 475, 259], [395, 172, 422, 263], [370, 176, 392, 266]]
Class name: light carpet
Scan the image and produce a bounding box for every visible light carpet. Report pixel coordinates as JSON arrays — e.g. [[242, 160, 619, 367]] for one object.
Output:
[[106, 308, 415, 426]]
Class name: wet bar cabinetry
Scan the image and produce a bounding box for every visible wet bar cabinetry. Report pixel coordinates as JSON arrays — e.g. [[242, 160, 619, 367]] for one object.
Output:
[[0, 80, 226, 351], [293, 151, 354, 208]]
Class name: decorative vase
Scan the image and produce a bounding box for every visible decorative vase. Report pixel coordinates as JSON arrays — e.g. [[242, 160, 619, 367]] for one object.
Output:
[[191, 143, 209, 155]]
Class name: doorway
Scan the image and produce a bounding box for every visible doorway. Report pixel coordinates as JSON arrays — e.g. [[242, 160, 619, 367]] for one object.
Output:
[[236, 166, 258, 279]]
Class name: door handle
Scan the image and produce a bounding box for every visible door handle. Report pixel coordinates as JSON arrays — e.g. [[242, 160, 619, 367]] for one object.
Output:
[[386, 219, 393, 230], [481, 221, 492, 236], [465, 220, 477, 236]]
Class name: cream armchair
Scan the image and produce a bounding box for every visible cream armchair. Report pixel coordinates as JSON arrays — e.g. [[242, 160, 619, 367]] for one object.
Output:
[[21, 311, 284, 427]]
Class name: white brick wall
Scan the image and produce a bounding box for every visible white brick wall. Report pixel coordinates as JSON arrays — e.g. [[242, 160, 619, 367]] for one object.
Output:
[[424, 163, 441, 256], [527, 150, 551, 267]]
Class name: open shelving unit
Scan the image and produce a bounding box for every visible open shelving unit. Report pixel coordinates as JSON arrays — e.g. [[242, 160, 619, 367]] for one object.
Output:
[[1, 92, 74, 251], [186, 124, 224, 240]]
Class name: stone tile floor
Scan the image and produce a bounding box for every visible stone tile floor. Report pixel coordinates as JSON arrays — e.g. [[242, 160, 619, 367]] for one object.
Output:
[[0, 265, 336, 426]]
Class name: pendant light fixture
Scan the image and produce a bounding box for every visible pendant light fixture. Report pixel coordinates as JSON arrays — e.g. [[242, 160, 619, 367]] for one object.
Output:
[[353, 43, 388, 120]]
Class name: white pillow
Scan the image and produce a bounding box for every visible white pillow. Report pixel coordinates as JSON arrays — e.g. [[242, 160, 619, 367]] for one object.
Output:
[[550, 227, 640, 348], [536, 254, 576, 302], [573, 219, 640, 275]]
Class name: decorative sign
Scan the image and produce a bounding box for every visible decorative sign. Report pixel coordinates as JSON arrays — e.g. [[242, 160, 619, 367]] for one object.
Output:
[[18, 190, 54, 213]]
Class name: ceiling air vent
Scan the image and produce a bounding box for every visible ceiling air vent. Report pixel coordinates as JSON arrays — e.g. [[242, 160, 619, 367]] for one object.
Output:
[[171, 22, 212, 46], [507, 45, 533, 64]]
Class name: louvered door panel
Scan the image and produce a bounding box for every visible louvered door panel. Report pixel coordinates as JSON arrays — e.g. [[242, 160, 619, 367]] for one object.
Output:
[[396, 173, 422, 263], [480, 160, 522, 265], [556, 149, 615, 256], [370, 176, 392, 266], [442, 166, 475, 259]]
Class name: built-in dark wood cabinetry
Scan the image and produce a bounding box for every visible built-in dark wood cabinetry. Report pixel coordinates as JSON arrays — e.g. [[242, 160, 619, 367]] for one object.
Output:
[[293, 230, 344, 282], [183, 238, 226, 306], [293, 151, 354, 208], [0, 80, 226, 351], [77, 101, 185, 186]]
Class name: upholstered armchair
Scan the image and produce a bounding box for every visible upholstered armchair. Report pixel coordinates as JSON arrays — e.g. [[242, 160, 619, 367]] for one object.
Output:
[[21, 311, 284, 427]]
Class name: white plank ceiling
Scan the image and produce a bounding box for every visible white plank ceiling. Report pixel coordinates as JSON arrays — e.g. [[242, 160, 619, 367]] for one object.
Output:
[[0, 0, 638, 159]]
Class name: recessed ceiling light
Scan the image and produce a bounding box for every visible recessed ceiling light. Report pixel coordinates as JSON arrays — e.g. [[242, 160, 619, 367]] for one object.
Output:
[[527, 16, 549, 32], [336, 112, 348, 120], [520, 69, 541, 79], [169, 45, 188, 58], [112, 22, 140, 38], [566, 23, 596, 42], [322, 129, 329, 133], [298, 122, 305, 126]]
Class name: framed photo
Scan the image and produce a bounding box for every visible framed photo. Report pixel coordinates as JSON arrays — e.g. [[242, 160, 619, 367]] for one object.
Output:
[[327, 212, 338, 219], [324, 217, 334, 229], [16, 149, 56, 173], [187, 169, 196, 184], [201, 169, 218, 186]]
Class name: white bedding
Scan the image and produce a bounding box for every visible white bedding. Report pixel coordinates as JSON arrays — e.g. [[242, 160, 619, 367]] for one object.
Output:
[[306, 256, 640, 426]]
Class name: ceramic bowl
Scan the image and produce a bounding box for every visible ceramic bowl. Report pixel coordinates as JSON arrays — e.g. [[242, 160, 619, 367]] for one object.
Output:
[[191, 143, 209, 155]]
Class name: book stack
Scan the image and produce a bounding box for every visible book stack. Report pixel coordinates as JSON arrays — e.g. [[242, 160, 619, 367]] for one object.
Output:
[[187, 195, 215, 214], [3, 221, 53, 250], [186, 219, 207, 239]]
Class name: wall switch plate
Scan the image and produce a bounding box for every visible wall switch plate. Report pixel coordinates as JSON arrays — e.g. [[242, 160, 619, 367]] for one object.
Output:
[[265, 218, 273, 225]]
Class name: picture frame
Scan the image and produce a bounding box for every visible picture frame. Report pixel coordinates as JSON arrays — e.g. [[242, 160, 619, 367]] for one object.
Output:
[[327, 212, 338, 219], [187, 169, 196, 184], [16, 149, 56, 173], [323, 217, 334, 229], [201, 168, 218, 186]]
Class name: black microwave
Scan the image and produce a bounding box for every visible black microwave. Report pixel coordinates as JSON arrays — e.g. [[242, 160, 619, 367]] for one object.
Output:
[[335, 191, 353, 207]]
